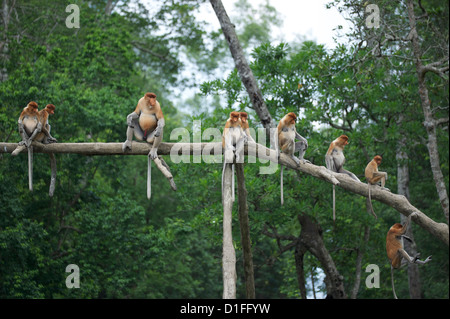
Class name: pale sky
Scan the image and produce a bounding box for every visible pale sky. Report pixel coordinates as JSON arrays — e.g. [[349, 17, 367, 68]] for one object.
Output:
[[202, 0, 351, 49]]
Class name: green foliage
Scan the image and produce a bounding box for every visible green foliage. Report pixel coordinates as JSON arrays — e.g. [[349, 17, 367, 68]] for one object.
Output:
[[0, 0, 447, 300]]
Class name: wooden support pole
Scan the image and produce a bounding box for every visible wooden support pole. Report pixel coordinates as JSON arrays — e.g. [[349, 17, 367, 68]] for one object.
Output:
[[236, 162, 255, 299], [222, 162, 236, 299]]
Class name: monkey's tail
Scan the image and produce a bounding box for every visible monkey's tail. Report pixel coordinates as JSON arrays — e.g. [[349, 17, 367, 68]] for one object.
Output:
[[49, 153, 56, 197], [231, 164, 235, 202], [391, 265, 398, 299], [366, 183, 377, 219], [332, 184, 335, 221], [147, 156, 152, 200], [280, 165, 284, 206], [28, 145, 33, 192]]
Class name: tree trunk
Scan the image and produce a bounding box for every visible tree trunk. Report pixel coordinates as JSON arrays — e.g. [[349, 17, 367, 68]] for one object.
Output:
[[235, 162, 255, 299], [406, 0, 449, 223], [222, 162, 236, 299], [397, 134, 422, 299], [1, 0, 13, 82], [297, 214, 346, 299], [209, 0, 273, 130], [350, 226, 370, 299], [293, 241, 308, 299]]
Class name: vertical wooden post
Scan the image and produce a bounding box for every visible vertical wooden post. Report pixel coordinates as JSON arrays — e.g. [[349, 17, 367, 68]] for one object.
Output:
[[222, 162, 236, 299], [236, 162, 255, 299]]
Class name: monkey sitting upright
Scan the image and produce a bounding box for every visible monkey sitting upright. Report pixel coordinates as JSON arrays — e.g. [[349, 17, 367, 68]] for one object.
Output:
[[122, 92, 166, 199], [12, 102, 57, 195], [222, 111, 247, 202], [122, 92, 164, 159], [325, 134, 360, 221], [277, 112, 309, 205], [365, 155, 389, 219]]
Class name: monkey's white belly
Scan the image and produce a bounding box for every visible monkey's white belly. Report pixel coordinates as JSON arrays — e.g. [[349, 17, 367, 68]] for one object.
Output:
[[279, 130, 295, 154], [333, 152, 345, 170], [139, 113, 157, 132], [228, 127, 242, 145], [22, 116, 38, 136]]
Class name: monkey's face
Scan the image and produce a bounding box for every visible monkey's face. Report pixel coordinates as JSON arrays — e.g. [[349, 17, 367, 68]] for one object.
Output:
[[148, 98, 156, 107], [374, 155, 382, 165], [338, 135, 349, 146], [29, 102, 38, 111], [287, 112, 297, 125], [47, 104, 55, 114], [230, 112, 240, 122]]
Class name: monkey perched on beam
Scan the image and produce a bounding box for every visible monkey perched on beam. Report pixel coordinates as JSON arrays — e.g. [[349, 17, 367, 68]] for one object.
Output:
[[12, 102, 57, 195], [222, 111, 247, 202], [365, 155, 389, 219], [325, 135, 360, 221], [122, 92, 175, 199], [277, 112, 309, 205], [239, 112, 255, 144]]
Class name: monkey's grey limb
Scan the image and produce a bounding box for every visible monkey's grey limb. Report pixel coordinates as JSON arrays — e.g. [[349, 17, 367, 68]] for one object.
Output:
[[28, 145, 33, 191], [122, 112, 140, 152], [147, 156, 151, 200], [49, 153, 56, 197], [122, 126, 135, 152]]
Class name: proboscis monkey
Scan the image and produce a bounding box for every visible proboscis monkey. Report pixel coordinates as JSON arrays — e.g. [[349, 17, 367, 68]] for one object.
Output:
[[277, 112, 309, 205], [37, 104, 58, 196], [325, 135, 360, 221], [17, 101, 40, 191], [239, 112, 255, 144], [13, 102, 57, 195], [122, 92, 165, 199], [222, 111, 247, 202], [36, 104, 57, 144], [364, 155, 388, 219], [386, 213, 432, 299]]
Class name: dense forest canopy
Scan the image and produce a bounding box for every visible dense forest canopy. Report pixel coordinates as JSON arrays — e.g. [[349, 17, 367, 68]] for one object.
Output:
[[0, 0, 448, 299]]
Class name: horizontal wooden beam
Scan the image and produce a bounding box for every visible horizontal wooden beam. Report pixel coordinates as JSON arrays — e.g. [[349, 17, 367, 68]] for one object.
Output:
[[1, 141, 448, 245]]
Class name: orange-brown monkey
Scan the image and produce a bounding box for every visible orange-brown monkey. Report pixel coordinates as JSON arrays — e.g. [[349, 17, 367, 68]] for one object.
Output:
[[14, 101, 41, 191], [386, 213, 432, 299], [36, 104, 57, 143], [13, 102, 57, 194], [239, 112, 255, 144], [365, 155, 388, 219], [325, 135, 360, 221], [17, 101, 40, 147], [122, 93, 165, 199], [277, 112, 309, 205], [222, 111, 246, 202], [37, 104, 57, 196]]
